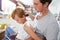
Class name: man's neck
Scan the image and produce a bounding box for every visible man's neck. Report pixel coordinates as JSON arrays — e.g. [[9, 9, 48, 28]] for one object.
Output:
[[40, 8, 48, 17], [37, 8, 49, 20]]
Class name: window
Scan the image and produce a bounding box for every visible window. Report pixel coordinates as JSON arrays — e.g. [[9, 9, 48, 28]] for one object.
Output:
[[0, 0, 2, 11]]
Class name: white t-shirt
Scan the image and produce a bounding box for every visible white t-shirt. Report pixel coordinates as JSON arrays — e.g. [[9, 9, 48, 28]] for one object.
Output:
[[11, 21, 33, 40], [16, 21, 31, 40]]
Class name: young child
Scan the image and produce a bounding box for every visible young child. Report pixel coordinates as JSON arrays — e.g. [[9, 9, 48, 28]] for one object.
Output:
[[4, 7, 40, 40], [11, 8, 34, 40]]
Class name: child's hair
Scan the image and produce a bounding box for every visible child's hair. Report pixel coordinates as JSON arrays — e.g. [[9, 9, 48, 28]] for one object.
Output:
[[11, 8, 25, 19]]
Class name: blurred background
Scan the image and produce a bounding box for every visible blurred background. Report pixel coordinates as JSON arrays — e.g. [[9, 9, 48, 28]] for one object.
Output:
[[0, 0, 60, 21], [0, 0, 60, 40]]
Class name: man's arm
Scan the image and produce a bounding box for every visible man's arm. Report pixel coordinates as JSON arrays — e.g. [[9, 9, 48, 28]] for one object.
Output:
[[24, 24, 42, 40], [29, 13, 35, 21], [9, 0, 17, 4], [26, 37, 34, 40], [9, 0, 19, 6], [25, 11, 35, 20]]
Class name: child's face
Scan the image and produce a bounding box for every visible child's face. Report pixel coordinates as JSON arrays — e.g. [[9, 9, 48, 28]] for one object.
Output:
[[14, 14, 26, 24]]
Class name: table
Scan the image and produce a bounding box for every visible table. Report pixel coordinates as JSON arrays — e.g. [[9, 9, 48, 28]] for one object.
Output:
[[0, 29, 5, 40]]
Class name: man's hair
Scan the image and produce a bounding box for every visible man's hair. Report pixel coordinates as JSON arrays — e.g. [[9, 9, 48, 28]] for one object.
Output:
[[40, 0, 52, 5], [11, 8, 25, 19]]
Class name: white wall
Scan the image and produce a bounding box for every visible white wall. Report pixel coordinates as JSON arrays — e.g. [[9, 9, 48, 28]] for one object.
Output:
[[49, 0, 60, 14], [2, 0, 16, 14]]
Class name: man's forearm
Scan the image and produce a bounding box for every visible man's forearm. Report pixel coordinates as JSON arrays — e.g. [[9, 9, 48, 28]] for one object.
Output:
[[24, 25, 42, 40], [29, 13, 35, 21]]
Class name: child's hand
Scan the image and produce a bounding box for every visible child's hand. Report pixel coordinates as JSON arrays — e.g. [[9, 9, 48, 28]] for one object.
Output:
[[9, 33, 18, 37]]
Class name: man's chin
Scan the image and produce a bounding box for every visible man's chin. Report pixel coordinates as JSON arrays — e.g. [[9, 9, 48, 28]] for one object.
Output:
[[37, 10, 42, 12], [36, 11, 40, 12]]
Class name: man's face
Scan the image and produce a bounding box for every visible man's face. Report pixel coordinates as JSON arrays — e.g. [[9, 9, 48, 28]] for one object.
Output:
[[33, 0, 43, 12]]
